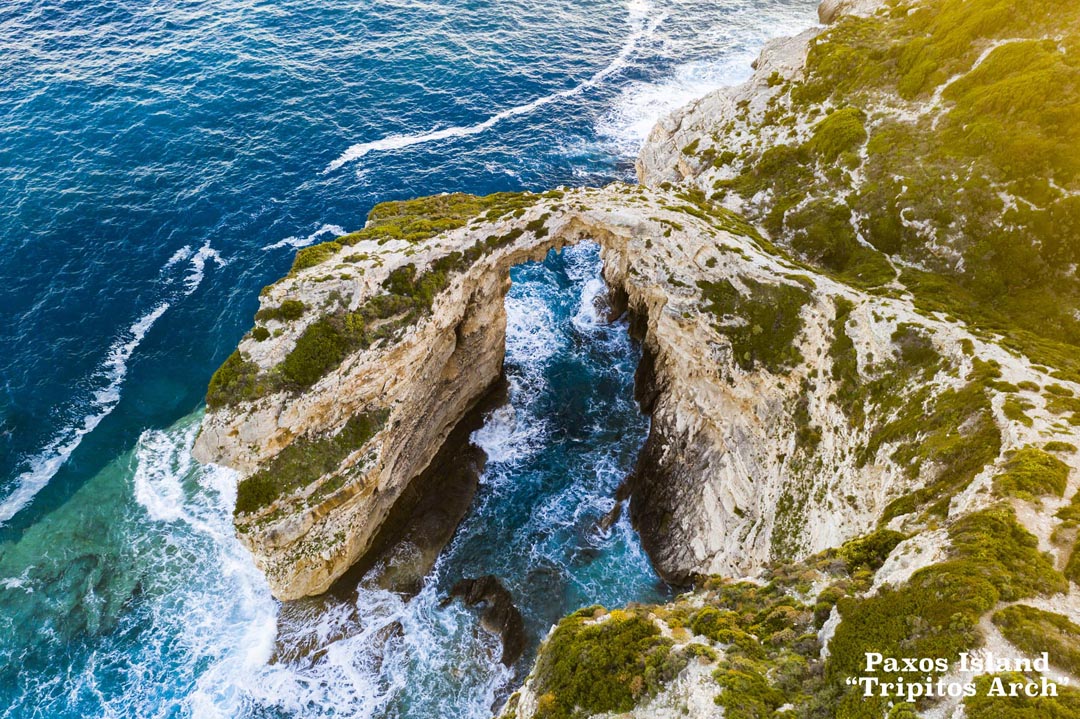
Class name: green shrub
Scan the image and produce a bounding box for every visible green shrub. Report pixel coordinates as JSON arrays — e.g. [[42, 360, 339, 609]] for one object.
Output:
[[280, 318, 349, 388], [829, 297, 863, 426], [234, 408, 388, 516], [696, 276, 811, 373], [993, 446, 1070, 500], [251, 327, 270, 342], [1003, 396, 1035, 427], [338, 191, 539, 246], [718, 0, 1080, 376], [807, 107, 867, 161], [993, 604, 1080, 676], [826, 505, 1066, 717], [965, 672, 1080, 718], [875, 368, 1001, 522], [255, 299, 306, 323], [530, 608, 676, 719], [206, 350, 263, 408], [282, 192, 539, 278], [837, 529, 906, 572], [290, 241, 341, 274], [891, 324, 939, 369]]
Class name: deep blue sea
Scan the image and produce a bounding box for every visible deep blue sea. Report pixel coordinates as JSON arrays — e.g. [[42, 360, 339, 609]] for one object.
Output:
[[0, 1, 818, 716]]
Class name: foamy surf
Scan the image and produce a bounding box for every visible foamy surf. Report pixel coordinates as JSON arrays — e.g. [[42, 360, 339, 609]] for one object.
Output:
[[596, 0, 821, 156], [0, 301, 170, 525], [0, 246, 224, 526], [324, 1, 665, 173], [263, 223, 346, 251], [129, 416, 279, 719]]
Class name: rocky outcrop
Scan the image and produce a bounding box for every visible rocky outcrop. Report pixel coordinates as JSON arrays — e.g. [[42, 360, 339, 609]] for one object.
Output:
[[444, 575, 526, 666], [195, 175, 1079, 605], [817, 0, 882, 23], [634, 24, 819, 187], [500, 0, 1080, 715], [192, 182, 879, 599]]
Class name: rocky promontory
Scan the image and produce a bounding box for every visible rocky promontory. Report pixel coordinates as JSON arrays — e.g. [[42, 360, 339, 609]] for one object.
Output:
[[195, 0, 1080, 715]]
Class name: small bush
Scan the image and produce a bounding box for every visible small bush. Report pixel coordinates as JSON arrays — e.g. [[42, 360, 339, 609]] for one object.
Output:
[[290, 241, 341, 275], [280, 318, 349, 388], [993, 604, 1080, 676], [808, 107, 867, 161], [255, 299, 306, 323], [837, 529, 906, 572], [827, 505, 1065, 716], [1003, 395, 1035, 427], [993, 446, 1070, 500], [966, 672, 1080, 718], [206, 350, 262, 408]]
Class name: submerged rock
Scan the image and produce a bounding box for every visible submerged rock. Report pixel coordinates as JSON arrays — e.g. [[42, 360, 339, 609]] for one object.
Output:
[[444, 575, 526, 667]]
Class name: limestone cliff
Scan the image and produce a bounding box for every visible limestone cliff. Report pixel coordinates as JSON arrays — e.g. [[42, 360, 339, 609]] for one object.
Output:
[[500, 0, 1080, 716], [194, 0, 1080, 715], [195, 184, 916, 599], [196, 171, 1057, 605]]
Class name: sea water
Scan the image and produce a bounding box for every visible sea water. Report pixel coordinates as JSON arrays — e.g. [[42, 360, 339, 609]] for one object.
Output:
[[0, 1, 819, 715]]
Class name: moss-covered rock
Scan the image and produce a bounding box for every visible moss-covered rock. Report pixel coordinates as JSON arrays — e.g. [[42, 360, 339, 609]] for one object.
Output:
[[234, 408, 388, 516], [696, 275, 811, 373], [993, 446, 1071, 501]]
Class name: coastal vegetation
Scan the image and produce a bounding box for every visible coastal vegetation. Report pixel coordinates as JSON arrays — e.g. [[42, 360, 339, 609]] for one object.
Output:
[[700, 0, 1080, 374], [992, 446, 1070, 501], [206, 191, 554, 407], [234, 408, 388, 516], [696, 275, 811, 372], [527, 606, 680, 719], [514, 504, 1072, 718], [993, 604, 1080, 676]]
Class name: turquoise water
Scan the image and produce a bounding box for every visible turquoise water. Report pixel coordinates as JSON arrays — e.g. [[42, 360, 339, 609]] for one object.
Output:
[[0, 0, 820, 715], [0, 243, 665, 717]]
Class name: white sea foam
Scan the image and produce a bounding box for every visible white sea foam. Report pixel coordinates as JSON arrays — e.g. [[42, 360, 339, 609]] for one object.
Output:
[[324, 2, 665, 173], [0, 302, 169, 525], [128, 417, 510, 719], [183, 242, 225, 293], [128, 418, 278, 719], [596, 1, 820, 156], [504, 292, 561, 366], [132, 422, 200, 524], [597, 57, 751, 155], [471, 404, 534, 466], [0, 245, 224, 526], [162, 245, 193, 271], [262, 223, 346, 251]]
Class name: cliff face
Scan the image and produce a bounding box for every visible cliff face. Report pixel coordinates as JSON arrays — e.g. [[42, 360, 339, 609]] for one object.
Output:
[[501, 0, 1080, 717], [197, 0, 1080, 714], [196, 184, 897, 599], [196, 176, 1078, 607]]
